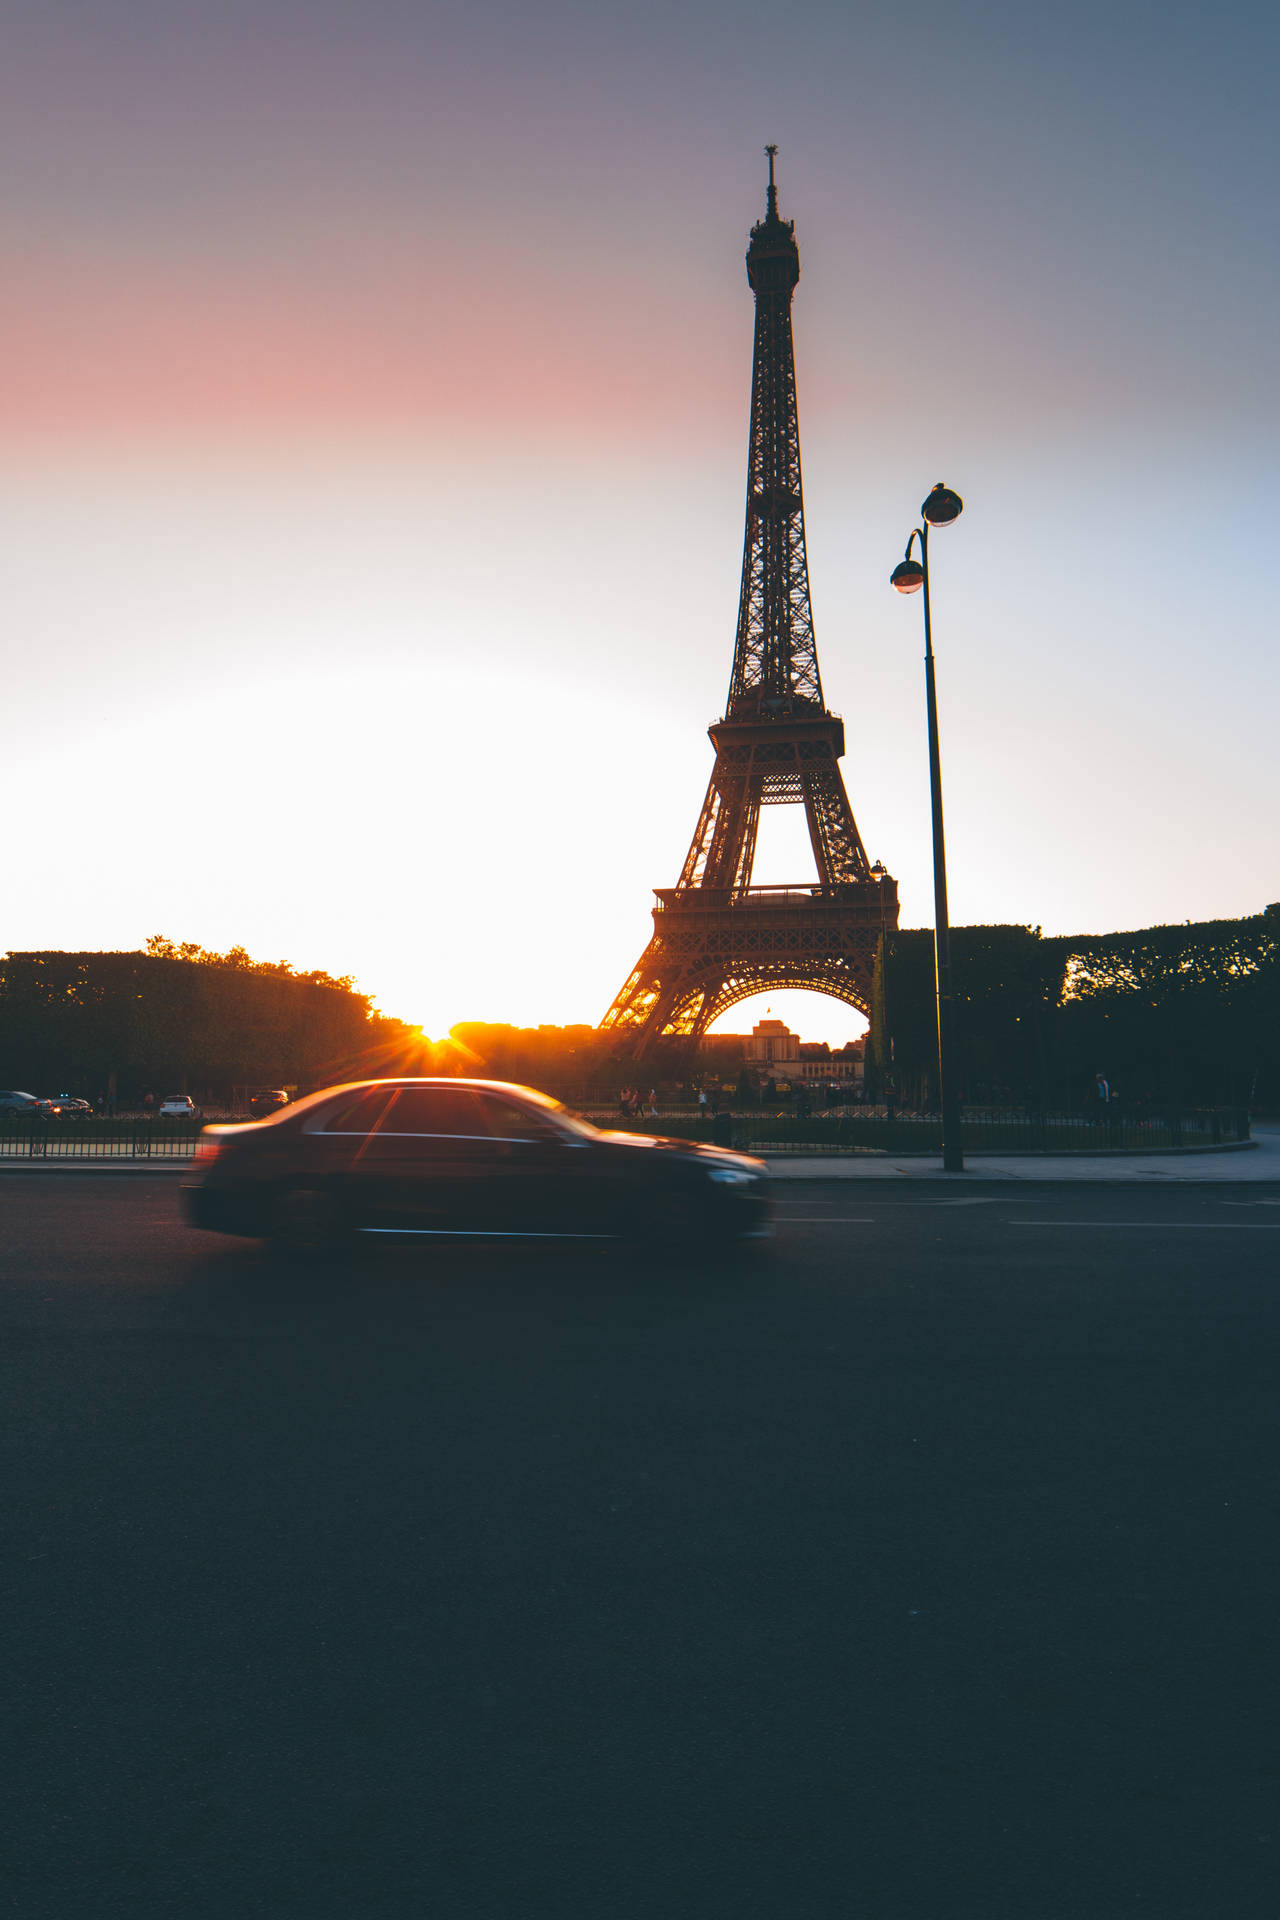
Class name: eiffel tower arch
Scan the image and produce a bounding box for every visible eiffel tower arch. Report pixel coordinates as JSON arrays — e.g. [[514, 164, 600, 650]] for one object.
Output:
[[602, 151, 898, 1059]]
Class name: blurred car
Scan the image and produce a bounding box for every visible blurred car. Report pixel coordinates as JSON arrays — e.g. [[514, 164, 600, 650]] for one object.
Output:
[[0, 1090, 40, 1117], [248, 1088, 290, 1120], [183, 1077, 770, 1251], [158, 1095, 202, 1120], [52, 1095, 94, 1119]]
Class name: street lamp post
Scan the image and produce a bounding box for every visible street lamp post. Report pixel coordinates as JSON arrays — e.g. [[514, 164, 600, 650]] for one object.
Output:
[[891, 483, 964, 1172]]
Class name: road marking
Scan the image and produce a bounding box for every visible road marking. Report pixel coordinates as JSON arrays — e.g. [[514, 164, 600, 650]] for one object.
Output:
[[776, 1198, 1029, 1214], [911, 1197, 1006, 1207], [1009, 1221, 1280, 1230], [776, 1216, 876, 1224], [359, 1227, 614, 1239]]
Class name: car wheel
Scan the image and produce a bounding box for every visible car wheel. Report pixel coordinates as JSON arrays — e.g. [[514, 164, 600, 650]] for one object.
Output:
[[268, 1185, 350, 1259]]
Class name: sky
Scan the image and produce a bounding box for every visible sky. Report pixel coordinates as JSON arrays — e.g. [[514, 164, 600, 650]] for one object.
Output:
[[3, 0, 1277, 1046]]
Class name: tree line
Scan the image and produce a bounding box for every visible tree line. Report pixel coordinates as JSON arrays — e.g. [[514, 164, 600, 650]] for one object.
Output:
[[3, 907, 1274, 1110], [868, 907, 1278, 1109], [0, 939, 426, 1104]]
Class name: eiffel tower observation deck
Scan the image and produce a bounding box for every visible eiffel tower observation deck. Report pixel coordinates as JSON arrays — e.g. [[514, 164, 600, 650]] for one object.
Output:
[[602, 150, 898, 1058]]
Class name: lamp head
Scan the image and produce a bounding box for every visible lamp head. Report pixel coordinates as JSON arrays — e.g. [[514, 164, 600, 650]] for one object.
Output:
[[921, 483, 963, 527], [890, 558, 925, 594]]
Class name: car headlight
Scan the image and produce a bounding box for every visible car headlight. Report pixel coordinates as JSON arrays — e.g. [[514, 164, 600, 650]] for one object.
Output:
[[705, 1166, 756, 1187]]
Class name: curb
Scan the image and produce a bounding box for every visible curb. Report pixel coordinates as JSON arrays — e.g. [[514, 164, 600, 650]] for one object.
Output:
[[760, 1139, 1257, 1162], [762, 1167, 1278, 1184]]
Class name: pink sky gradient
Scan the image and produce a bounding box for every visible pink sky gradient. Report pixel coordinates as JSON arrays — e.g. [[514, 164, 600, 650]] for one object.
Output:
[[2, 0, 1276, 1042]]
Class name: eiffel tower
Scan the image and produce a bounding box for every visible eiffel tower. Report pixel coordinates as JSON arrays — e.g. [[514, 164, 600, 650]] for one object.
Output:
[[601, 149, 898, 1058]]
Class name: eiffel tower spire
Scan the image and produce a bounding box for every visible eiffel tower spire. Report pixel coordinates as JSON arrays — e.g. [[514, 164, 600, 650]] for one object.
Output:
[[601, 154, 898, 1058], [729, 145, 822, 717]]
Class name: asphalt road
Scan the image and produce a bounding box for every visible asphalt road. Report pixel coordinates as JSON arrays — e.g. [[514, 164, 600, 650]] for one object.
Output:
[[4, 1175, 1279, 1919]]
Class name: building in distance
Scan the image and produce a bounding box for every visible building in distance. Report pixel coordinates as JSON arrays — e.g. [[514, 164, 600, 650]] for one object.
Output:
[[745, 1018, 865, 1089]]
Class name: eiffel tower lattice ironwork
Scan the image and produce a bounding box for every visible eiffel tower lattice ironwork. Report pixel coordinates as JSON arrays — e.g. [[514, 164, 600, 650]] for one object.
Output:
[[601, 150, 899, 1057]]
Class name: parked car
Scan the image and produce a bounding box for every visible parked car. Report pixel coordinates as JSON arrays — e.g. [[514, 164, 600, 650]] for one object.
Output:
[[248, 1088, 290, 1119], [183, 1077, 770, 1252], [158, 1095, 202, 1120], [0, 1090, 40, 1117]]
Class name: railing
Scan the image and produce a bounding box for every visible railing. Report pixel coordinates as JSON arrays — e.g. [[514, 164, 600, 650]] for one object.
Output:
[[0, 1121, 205, 1160], [0, 1109, 1252, 1161], [735, 887, 845, 907], [655, 884, 884, 912]]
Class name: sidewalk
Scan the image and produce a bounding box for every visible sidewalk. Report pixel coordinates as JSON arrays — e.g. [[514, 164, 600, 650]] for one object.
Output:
[[764, 1125, 1280, 1183]]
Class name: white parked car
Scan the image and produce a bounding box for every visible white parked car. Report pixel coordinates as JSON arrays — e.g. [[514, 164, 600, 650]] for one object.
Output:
[[157, 1095, 202, 1120]]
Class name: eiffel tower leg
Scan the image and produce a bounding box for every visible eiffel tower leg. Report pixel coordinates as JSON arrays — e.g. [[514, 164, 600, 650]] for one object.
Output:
[[676, 773, 722, 890], [601, 945, 721, 1064], [802, 768, 871, 887], [731, 782, 762, 894], [680, 984, 722, 1052], [599, 937, 667, 1040], [702, 776, 756, 894]]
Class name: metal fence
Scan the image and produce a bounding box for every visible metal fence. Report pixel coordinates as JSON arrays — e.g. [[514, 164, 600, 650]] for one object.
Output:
[[0, 1108, 1252, 1161], [0, 1121, 204, 1160]]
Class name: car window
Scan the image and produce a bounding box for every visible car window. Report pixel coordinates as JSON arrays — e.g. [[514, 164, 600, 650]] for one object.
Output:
[[320, 1088, 397, 1135], [382, 1088, 488, 1137], [504, 1088, 600, 1140], [473, 1094, 564, 1142]]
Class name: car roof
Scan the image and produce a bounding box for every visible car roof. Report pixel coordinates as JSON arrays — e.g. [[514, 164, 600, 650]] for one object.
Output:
[[339, 1077, 555, 1099], [276, 1077, 562, 1119]]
